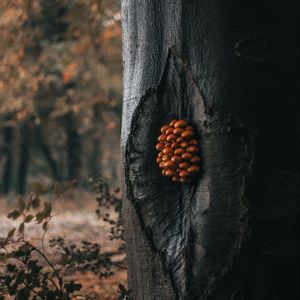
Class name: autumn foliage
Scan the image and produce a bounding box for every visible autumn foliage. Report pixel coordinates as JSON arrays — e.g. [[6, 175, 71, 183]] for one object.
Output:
[[0, 0, 122, 194]]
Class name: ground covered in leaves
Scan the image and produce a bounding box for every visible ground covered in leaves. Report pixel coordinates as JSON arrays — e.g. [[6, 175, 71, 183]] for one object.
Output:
[[0, 190, 127, 300]]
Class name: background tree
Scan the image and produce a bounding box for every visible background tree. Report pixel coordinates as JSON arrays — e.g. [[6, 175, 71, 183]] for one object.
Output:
[[0, 0, 122, 194], [121, 1, 299, 299]]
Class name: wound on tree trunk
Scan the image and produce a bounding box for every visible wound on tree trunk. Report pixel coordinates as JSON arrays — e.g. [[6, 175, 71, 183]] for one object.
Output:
[[156, 119, 201, 183], [125, 51, 253, 299]]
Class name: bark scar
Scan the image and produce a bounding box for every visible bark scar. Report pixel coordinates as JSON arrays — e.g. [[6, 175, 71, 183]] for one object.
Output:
[[124, 50, 254, 299]]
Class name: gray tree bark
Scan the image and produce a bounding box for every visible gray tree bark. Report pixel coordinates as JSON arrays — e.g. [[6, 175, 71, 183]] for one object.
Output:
[[121, 1, 299, 299]]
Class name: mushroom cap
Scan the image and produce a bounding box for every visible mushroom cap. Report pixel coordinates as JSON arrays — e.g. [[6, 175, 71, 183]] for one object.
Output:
[[156, 120, 201, 183]]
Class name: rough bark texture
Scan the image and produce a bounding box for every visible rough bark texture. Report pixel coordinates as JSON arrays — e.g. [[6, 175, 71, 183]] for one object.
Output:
[[121, 1, 299, 299]]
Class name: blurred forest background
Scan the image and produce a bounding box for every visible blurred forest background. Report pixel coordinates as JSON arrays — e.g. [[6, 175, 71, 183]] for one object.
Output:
[[0, 1, 126, 299], [0, 0, 122, 195]]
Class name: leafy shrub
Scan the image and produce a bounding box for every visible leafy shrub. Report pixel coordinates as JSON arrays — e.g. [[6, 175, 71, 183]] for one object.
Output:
[[0, 179, 130, 300], [89, 175, 124, 242]]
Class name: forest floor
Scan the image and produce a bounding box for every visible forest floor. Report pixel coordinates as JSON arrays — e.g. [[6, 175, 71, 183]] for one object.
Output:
[[0, 191, 127, 300]]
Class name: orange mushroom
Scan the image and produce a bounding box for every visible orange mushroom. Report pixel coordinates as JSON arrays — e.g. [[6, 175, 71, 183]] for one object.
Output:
[[156, 119, 201, 183], [174, 120, 188, 128]]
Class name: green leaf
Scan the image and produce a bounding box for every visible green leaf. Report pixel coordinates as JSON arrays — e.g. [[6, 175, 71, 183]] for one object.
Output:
[[7, 263, 16, 272], [16, 287, 30, 300], [31, 196, 40, 209], [32, 182, 48, 196], [35, 211, 46, 223], [6, 228, 15, 239], [17, 197, 25, 212], [64, 281, 82, 294], [18, 223, 25, 234], [43, 201, 52, 217], [42, 221, 48, 231], [19, 244, 30, 250], [24, 215, 34, 223], [59, 253, 69, 266], [118, 284, 131, 300], [0, 253, 9, 261], [35, 201, 52, 222], [7, 210, 21, 220]]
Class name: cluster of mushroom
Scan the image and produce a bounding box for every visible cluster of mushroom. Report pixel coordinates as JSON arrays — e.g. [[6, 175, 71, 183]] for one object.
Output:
[[155, 119, 201, 183]]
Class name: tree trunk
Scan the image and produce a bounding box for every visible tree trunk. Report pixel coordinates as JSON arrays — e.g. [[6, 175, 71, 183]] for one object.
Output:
[[17, 121, 31, 195], [65, 111, 81, 180], [89, 103, 102, 176], [121, 1, 299, 299], [35, 125, 60, 181], [1, 119, 14, 194]]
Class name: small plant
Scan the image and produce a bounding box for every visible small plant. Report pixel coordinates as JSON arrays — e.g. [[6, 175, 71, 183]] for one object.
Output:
[[49, 237, 126, 279], [89, 175, 124, 242], [0, 180, 82, 300], [89, 175, 130, 299], [0, 178, 129, 299], [117, 284, 131, 300]]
